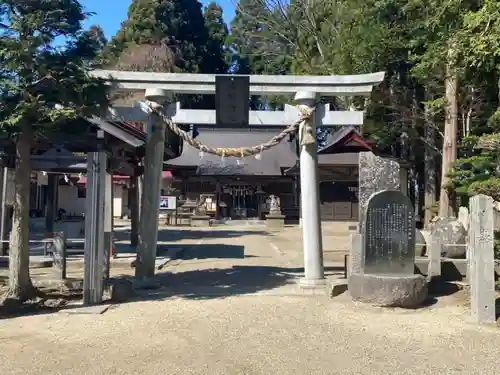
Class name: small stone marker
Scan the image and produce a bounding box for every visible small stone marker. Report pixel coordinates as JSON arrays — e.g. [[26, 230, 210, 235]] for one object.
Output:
[[349, 233, 362, 276], [468, 194, 496, 324], [52, 232, 67, 280], [363, 190, 415, 275], [427, 230, 441, 279], [358, 152, 400, 234], [458, 206, 469, 231]]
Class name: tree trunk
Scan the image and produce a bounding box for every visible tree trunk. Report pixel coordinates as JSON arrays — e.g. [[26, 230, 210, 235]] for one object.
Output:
[[438, 61, 458, 217], [424, 123, 437, 224], [424, 96, 437, 225], [5, 124, 37, 301]]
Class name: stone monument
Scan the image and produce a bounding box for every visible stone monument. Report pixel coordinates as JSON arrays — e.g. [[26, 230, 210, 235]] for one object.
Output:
[[266, 195, 285, 229], [358, 152, 400, 234], [429, 217, 467, 258], [350, 152, 401, 276], [190, 199, 211, 227], [348, 190, 428, 308]]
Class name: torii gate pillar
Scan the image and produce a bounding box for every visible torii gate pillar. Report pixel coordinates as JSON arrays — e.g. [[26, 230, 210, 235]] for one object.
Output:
[[295, 92, 325, 288], [135, 88, 168, 279]]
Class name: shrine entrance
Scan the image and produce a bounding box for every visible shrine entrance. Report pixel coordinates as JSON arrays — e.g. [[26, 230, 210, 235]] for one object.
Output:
[[80, 68, 384, 305], [219, 184, 266, 220]]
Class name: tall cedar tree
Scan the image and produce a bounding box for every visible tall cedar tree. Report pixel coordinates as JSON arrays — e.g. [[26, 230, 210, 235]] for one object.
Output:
[[202, 2, 228, 75], [108, 0, 228, 109], [0, 0, 108, 302], [109, 0, 209, 73]]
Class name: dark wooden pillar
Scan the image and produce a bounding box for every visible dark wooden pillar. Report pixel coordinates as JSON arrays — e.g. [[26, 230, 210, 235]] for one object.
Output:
[[45, 174, 57, 233], [130, 174, 140, 247], [0, 167, 8, 255], [103, 173, 113, 278]]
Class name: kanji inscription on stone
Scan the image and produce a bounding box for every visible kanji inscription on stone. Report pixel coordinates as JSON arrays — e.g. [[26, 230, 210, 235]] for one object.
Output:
[[362, 190, 415, 275], [215, 76, 250, 127]]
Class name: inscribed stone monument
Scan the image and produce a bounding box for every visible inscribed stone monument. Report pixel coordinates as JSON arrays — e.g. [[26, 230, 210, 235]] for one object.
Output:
[[349, 189, 427, 308], [363, 190, 415, 275], [358, 152, 400, 235]]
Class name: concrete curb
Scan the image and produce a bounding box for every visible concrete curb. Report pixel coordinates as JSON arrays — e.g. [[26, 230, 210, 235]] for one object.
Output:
[[127, 246, 185, 269], [0, 256, 54, 269], [156, 247, 185, 270]]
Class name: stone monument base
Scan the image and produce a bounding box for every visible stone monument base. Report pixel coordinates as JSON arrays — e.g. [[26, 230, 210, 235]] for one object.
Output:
[[190, 215, 211, 227], [348, 273, 428, 308], [266, 214, 285, 229]]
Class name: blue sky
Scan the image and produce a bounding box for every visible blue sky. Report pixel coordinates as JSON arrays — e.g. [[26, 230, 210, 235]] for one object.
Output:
[[81, 0, 236, 40]]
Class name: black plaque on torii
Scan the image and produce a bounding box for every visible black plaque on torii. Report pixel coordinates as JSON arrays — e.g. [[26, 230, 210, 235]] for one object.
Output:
[[215, 75, 250, 127]]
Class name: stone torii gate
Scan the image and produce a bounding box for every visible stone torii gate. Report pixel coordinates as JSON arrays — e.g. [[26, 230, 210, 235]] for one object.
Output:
[[90, 69, 384, 295]]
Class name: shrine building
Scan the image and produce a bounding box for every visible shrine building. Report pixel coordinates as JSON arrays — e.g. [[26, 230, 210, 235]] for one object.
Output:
[[164, 125, 403, 223]]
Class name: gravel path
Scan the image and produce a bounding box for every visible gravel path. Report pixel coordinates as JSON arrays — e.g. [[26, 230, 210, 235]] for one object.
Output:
[[0, 226, 499, 375]]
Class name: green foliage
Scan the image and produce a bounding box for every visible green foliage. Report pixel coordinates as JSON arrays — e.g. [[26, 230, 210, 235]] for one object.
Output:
[[451, 129, 500, 203], [108, 0, 217, 74], [0, 0, 109, 140], [495, 232, 500, 259], [230, 0, 285, 75], [486, 110, 500, 131], [457, 0, 500, 72], [202, 2, 229, 74], [107, 0, 228, 109], [468, 178, 500, 201], [476, 132, 500, 150]]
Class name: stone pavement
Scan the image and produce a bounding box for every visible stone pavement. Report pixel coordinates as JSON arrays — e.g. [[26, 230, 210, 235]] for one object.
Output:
[[135, 225, 339, 297], [0, 225, 499, 375]]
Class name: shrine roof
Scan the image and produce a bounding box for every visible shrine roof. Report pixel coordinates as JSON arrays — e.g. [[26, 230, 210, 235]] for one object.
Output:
[[318, 126, 373, 155], [166, 129, 297, 176]]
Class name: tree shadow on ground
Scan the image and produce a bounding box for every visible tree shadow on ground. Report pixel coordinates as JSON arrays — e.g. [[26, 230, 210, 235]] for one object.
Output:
[[113, 229, 268, 243], [0, 286, 82, 320], [170, 244, 253, 260], [0, 264, 301, 319], [496, 297, 500, 320], [420, 280, 463, 308], [131, 265, 299, 301]]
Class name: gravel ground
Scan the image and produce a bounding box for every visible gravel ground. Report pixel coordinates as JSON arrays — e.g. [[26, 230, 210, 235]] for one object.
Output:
[[0, 226, 499, 375]]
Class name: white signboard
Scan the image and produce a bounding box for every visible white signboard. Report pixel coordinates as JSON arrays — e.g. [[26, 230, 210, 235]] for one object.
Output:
[[159, 196, 177, 211]]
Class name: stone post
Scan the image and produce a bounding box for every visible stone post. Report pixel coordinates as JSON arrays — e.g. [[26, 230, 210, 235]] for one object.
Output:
[[458, 206, 469, 231], [468, 194, 496, 324], [427, 231, 441, 280], [349, 233, 362, 276], [135, 88, 168, 279], [295, 91, 325, 288]]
